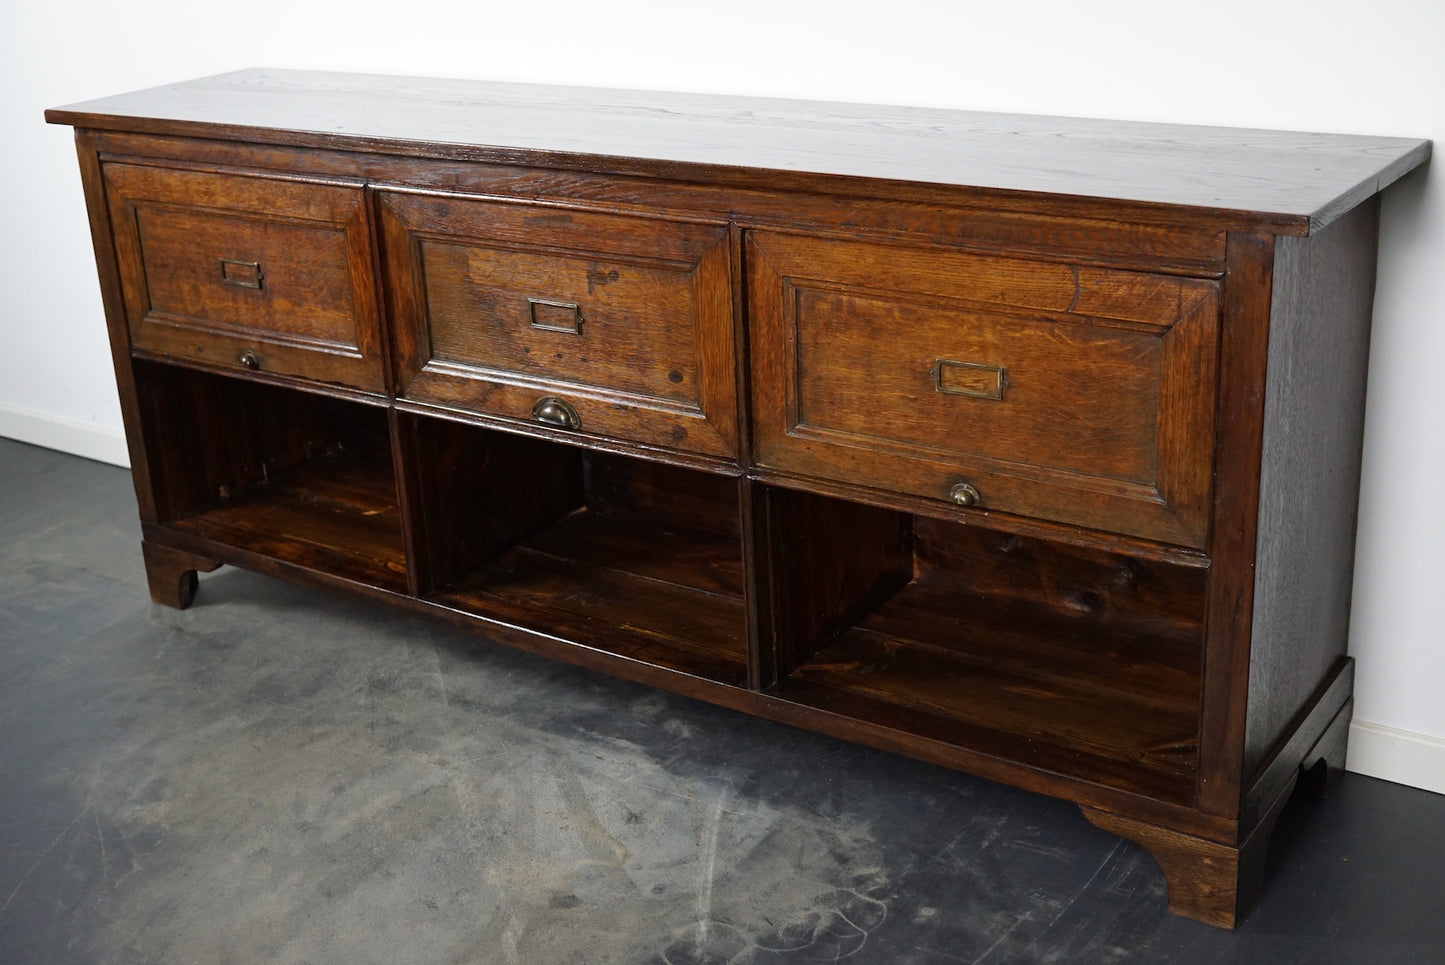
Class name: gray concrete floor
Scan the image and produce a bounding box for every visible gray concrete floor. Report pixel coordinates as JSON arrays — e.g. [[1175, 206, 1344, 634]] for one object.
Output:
[[1, 437, 1442, 964]]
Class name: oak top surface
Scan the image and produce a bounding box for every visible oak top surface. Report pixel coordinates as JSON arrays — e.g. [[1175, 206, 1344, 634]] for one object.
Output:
[[48, 68, 1431, 232]]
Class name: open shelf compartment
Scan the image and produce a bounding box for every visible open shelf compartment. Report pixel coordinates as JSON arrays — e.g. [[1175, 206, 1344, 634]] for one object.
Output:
[[400, 414, 748, 686], [760, 487, 1206, 804], [134, 361, 407, 591]]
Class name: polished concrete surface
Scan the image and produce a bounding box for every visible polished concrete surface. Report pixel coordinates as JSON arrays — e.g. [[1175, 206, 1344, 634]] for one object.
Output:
[[2, 436, 1442, 964]]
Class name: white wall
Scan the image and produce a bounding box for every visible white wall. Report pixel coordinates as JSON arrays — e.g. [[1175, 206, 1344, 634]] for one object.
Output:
[[4, 0, 1442, 791]]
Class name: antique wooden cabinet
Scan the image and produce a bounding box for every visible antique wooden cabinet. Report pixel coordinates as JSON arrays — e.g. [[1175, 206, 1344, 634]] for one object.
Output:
[[47, 70, 1430, 927]]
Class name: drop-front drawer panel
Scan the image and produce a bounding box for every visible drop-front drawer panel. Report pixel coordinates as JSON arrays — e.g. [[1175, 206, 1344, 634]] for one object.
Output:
[[102, 163, 384, 392], [747, 232, 1220, 547], [378, 192, 737, 459]]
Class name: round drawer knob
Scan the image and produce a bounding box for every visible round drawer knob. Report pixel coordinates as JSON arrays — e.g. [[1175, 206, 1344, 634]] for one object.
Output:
[[532, 396, 580, 430], [949, 482, 980, 507], [239, 349, 260, 370]]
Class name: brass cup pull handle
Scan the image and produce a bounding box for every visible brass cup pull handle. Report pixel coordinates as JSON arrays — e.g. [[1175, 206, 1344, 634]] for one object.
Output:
[[239, 349, 260, 370], [532, 396, 580, 430], [949, 482, 980, 507]]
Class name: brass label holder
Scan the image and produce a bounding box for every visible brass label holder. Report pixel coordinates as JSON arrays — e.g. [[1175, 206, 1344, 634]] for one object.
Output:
[[219, 258, 263, 290], [528, 297, 583, 334], [931, 358, 1007, 401]]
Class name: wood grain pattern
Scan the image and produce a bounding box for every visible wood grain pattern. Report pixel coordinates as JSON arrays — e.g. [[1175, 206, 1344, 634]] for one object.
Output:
[[909, 517, 1207, 647], [580, 453, 742, 541], [378, 191, 737, 457], [746, 466, 1213, 567], [1194, 233, 1276, 820], [397, 413, 583, 596], [49, 73, 1422, 929], [1244, 199, 1379, 777], [141, 540, 221, 609], [1241, 659, 1353, 831], [164, 451, 408, 593], [74, 135, 162, 523], [103, 162, 385, 392], [139, 508, 1241, 842], [757, 487, 914, 687], [747, 231, 1219, 546], [775, 514, 1205, 801], [87, 129, 1234, 273], [48, 69, 1429, 233], [788, 632, 1198, 802], [1079, 805, 1283, 929], [432, 482, 748, 687], [393, 416, 749, 683], [132, 361, 386, 521], [134, 364, 406, 591]]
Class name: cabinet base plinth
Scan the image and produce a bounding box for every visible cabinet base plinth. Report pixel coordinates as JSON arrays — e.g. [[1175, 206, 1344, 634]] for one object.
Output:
[[1301, 699, 1352, 800], [1079, 799, 1289, 930], [142, 541, 221, 609]]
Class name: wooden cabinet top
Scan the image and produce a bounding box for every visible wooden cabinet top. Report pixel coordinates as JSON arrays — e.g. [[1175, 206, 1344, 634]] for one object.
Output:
[[48, 68, 1428, 235]]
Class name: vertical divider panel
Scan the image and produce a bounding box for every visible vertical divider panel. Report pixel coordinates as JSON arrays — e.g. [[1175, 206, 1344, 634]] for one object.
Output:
[[741, 477, 778, 691], [391, 408, 429, 600], [397, 413, 585, 597], [752, 485, 914, 687]]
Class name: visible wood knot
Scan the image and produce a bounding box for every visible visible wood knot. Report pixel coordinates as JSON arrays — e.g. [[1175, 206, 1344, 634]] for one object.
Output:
[[1064, 588, 1104, 613]]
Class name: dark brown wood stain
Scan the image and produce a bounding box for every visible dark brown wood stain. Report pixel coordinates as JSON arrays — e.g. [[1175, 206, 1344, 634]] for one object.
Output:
[[47, 70, 1430, 930]]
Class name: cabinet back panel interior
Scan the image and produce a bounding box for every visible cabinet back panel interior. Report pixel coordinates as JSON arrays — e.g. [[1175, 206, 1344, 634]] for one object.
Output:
[[134, 361, 407, 592], [406, 415, 750, 687], [770, 501, 1205, 803]]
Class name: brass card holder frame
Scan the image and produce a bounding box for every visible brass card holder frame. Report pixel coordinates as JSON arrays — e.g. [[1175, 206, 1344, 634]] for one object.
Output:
[[528, 297, 583, 334], [219, 258, 263, 290], [931, 358, 1007, 401]]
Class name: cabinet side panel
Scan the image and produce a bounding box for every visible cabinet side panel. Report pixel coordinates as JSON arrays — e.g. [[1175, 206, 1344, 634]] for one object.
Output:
[[73, 133, 158, 521], [1244, 198, 1379, 777], [762, 487, 914, 683], [398, 414, 584, 596]]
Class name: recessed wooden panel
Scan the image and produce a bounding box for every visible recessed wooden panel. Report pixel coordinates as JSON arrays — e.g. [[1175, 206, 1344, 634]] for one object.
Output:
[[422, 243, 699, 403], [748, 232, 1220, 547], [103, 163, 384, 392], [378, 191, 737, 458], [794, 289, 1164, 482]]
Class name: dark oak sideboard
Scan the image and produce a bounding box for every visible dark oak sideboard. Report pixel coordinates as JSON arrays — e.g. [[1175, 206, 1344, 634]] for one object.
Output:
[[47, 70, 1430, 928]]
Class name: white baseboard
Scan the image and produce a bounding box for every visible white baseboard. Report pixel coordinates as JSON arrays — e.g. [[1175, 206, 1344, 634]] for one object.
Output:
[[0, 401, 130, 468], [1347, 720, 1445, 795]]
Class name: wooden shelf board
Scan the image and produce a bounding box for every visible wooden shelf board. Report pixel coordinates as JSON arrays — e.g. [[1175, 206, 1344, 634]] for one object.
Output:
[[861, 572, 1203, 707], [167, 452, 408, 593], [780, 576, 1202, 803], [433, 506, 748, 687], [525, 506, 746, 598]]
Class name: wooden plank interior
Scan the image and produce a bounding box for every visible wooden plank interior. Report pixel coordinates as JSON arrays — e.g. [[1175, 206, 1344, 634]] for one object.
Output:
[[422, 436, 749, 686], [167, 452, 408, 593], [137, 363, 407, 591], [777, 514, 1205, 802]]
